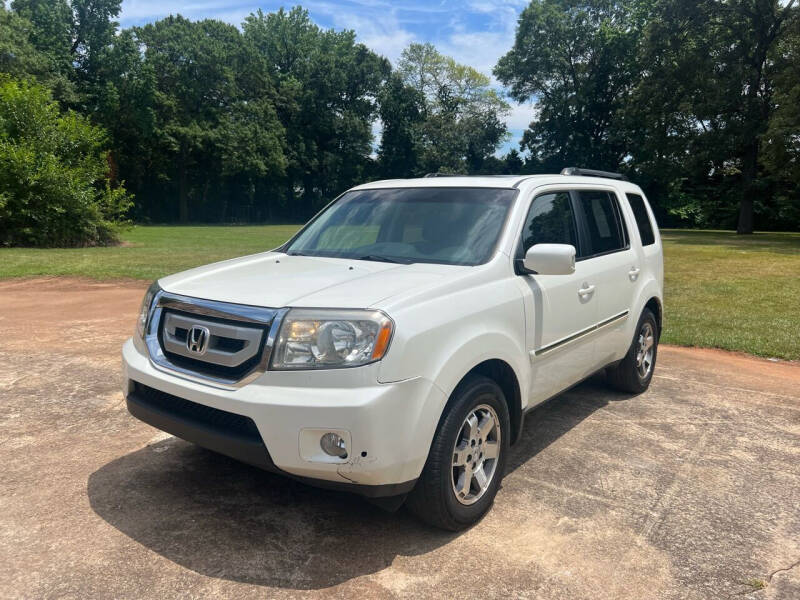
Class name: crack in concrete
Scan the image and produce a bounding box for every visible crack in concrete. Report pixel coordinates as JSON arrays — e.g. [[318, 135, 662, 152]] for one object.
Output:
[[729, 557, 800, 598], [768, 556, 800, 582]]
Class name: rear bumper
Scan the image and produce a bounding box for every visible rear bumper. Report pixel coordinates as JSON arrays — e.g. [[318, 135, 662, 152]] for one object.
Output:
[[122, 338, 446, 496]]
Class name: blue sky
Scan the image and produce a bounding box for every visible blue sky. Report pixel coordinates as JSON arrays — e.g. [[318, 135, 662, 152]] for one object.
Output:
[[119, 0, 534, 154]]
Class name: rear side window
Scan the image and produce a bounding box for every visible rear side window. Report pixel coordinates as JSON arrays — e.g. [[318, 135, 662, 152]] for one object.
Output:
[[520, 192, 578, 254], [626, 193, 655, 246], [576, 191, 628, 256]]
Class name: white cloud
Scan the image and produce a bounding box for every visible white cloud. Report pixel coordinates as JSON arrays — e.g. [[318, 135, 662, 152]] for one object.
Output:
[[506, 101, 534, 131], [441, 4, 522, 84], [325, 10, 417, 62]]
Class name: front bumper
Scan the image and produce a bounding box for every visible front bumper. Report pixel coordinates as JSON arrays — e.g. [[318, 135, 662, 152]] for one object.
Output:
[[122, 338, 446, 496]]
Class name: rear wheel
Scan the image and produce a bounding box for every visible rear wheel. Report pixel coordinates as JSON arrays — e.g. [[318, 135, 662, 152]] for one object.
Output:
[[406, 375, 510, 531], [607, 308, 659, 393]]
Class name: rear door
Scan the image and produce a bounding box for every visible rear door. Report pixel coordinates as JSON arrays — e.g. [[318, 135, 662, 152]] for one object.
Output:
[[517, 190, 600, 405], [572, 189, 638, 365]]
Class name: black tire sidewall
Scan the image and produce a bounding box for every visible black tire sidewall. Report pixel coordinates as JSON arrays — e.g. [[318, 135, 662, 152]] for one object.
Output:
[[435, 377, 511, 527], [632, 309, 659, 387]]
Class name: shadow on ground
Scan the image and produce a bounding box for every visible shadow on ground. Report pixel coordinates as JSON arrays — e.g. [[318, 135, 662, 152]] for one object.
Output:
[[87, 374, 624, 590]]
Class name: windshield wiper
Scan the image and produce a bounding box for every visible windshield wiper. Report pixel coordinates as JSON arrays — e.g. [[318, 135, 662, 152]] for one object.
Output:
[[355, 254, 413, 264]]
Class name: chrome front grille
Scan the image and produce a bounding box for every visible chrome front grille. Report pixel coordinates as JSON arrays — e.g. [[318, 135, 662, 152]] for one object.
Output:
[[142, 291, 287, 388], [162, 311, 263, 368]]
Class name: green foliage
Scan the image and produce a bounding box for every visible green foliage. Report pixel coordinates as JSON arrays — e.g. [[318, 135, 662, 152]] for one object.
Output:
[[0, 2, 75, 100], [243, 7, 389, 215], [762, 15, 800, 226], [132, 15, 286, 222], [2, 0, 800, 232], [497, 0, 800, 233], [377, 72, 424, 178], [0, 4, 48, 77], [495, 0, 645, 170], [396, 43, 510, 174], [0, 77, 132, 246]]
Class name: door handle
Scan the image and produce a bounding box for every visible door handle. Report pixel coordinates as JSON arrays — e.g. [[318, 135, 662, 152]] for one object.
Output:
[[578, 283, 595, 297], [628, 266, 641, 281]]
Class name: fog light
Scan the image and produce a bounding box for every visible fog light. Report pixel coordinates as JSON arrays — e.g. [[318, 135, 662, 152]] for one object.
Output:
[[320, 432, 348, 458]]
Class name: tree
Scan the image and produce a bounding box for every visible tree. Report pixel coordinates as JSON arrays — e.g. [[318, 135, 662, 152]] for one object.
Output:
[[0, 76, 132, 246], [640, 0, 798, 233], [10, 0, 124, 108], [1, 1, 76, 101], [496, 0, 800, 232], [398, 43, 510, 174], [504, 149, 524, 174], [133, 15, 285, 222], [377, 73, 424, 178], [0, 2, 49, 79], [243, 7, 389, 218], [494, 0, 646, 172], [87, 29, 157, 200], [761, 11, 800, 227]]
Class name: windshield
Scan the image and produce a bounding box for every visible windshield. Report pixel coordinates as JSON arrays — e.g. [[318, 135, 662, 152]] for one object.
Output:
[[285, 187, 516, 266]]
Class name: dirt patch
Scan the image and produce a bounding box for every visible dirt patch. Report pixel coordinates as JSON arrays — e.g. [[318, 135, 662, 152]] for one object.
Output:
[[1, 278, 798, 599], [0, 277, 146, 362]]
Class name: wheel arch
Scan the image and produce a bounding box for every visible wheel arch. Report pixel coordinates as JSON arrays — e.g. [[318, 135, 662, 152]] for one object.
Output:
[[466, 359, 523, 445], [438, 358, 524, 447], [643, 296, 663, 334]]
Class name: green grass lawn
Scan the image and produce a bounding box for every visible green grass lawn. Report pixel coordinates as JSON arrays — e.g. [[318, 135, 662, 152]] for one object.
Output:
[[0, 224, 301, 280], [660, 230, 799, 360], [1, 225, 798, 359]]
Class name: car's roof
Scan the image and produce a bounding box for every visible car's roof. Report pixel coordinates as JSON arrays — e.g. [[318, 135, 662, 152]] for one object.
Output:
[[351, 174, 639, 191]]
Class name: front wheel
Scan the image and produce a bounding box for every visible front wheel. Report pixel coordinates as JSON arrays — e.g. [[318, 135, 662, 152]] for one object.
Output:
[[406, 375, 510, 530], [606, 308, 659, 393]]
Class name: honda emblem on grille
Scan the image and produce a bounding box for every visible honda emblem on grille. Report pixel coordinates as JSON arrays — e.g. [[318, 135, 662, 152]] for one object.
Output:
[[187, 325, 210, 355]]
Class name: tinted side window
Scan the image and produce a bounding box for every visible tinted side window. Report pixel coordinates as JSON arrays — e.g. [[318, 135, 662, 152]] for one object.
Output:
[[577, 191, 627, 256], [520, 192, 578, 254], [626, 193, 655, 246]]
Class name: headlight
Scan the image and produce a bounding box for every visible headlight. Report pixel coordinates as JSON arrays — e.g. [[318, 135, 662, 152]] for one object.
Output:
[[136, 281, 161, 338], [271, 308, 393, 370]]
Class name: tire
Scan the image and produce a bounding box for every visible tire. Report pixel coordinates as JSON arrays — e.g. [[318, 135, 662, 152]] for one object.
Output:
[[606, 308, 659, 393], [406, 374, 510, 531]]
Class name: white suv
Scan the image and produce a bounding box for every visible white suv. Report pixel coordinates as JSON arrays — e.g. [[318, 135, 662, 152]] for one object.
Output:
[[122, 168, 663, 530]]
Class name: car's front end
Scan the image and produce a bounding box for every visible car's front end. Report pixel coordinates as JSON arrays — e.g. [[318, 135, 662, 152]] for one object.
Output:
[[122, 282, 447, 496]]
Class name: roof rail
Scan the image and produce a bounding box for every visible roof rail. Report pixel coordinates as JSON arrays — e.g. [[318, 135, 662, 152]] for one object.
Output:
[[560, 167, 629, 182], [423, 172, 462, 178]]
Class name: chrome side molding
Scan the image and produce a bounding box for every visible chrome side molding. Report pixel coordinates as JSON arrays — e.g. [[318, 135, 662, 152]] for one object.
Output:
[[534, 310, 629, 357]]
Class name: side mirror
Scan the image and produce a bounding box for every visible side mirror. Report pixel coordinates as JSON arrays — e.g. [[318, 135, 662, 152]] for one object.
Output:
[[523, 244, 576, 275]]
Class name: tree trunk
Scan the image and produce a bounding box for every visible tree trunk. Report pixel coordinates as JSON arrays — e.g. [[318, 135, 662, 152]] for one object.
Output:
[[737, 140, 758, 234], [736, 197, 754, 234], [178, 158, 189, 223], [178, 149, 189, 223]]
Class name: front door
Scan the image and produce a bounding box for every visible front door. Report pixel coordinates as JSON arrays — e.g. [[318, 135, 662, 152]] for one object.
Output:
[[516, 191, 599, 406]]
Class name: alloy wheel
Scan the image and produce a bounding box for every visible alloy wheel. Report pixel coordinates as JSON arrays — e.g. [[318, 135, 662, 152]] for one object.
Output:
[[451, 404, 502, 505], [636, 321, 655, 378]]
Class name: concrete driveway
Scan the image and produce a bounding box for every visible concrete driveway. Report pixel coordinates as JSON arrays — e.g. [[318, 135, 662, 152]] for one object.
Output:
[[1, 278, 799, 599]]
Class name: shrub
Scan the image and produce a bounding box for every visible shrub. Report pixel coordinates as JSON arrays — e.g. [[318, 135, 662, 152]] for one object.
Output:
[[0, 77, 132, 246]]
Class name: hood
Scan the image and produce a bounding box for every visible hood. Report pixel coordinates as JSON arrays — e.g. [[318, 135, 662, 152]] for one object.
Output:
[[158, 252, 462, 309]]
